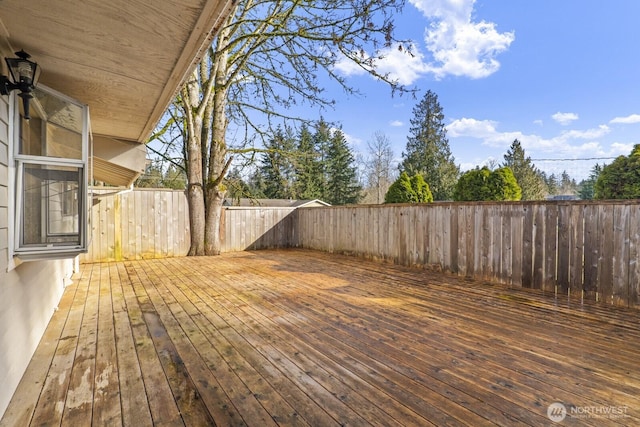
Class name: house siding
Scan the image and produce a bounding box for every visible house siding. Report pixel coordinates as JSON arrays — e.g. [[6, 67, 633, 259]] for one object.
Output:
[[0, 93, 75, 418]]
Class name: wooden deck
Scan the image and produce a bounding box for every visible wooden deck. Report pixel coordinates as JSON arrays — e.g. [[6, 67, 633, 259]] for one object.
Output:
[[2, 249, 640, 426]]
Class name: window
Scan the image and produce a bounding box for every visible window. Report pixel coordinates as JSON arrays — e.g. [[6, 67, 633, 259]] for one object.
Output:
[[12, 85, 90, 259]]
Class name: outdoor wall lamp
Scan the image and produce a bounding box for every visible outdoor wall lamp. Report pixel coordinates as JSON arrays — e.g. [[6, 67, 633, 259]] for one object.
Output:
[[0, 50, 40, 120]]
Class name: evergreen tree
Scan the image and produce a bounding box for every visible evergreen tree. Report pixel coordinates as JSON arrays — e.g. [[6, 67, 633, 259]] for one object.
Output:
[[453, 166, 521, 201], [544, 173, 559, 196], [325, 129, 362, 205], [410, 174, 433, 203], [293, 123, 323, 200], [135, 162, 164, 188], [502, 139, 546, 200], [578, 164, 602, 200], [247, 168, 268, 199], [225, 167, 253, 201], [258, 125, 296, 199], [163, 164, 187, 189], [313, 119, 332, 200], [595, 145, 640, 199], [558, 170, 578, 195], [384, 172, 433, 203], [489, 167, 522, 201], [453, 167, 491, 201], [399, 90, 459, 200]]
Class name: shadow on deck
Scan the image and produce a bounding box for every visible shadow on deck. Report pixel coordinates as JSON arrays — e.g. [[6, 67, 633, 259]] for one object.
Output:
[[3, 249, 640, 426]]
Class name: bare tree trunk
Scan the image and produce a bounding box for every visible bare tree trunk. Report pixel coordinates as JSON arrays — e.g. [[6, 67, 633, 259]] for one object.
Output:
[[205, 188, 225, 255], [182, 68, 206, 256], [204, 30, 231, 255], [187, 182, 206, 256]]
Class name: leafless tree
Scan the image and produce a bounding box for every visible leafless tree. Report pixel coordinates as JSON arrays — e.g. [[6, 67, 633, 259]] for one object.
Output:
[[160, 0, 412, 255]]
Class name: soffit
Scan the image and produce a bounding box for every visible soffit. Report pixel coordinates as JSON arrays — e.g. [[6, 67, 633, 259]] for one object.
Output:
[[0, 0, 233, 143]]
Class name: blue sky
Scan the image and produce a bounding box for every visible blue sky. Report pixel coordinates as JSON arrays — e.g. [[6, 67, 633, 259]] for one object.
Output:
[[319, 0, 640, 180]]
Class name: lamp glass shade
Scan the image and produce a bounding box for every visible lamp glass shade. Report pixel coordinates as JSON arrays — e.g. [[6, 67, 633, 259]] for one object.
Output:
[[5, 51, 40, 87]]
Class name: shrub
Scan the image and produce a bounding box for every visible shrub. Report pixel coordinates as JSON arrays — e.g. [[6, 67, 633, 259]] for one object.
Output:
[[384, 172, 433, 203]]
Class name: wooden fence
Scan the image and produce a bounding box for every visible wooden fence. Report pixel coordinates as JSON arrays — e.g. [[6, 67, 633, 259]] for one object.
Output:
[[82, 189, 296, 262], [81, 188, 640, 308], [296, 202, 640, 309], [81, 188, 190, 262], [220, 207, 297, 252]]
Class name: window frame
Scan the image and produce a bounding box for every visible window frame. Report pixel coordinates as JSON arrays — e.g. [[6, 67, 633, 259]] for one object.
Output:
[[11, 84, 91, 260]]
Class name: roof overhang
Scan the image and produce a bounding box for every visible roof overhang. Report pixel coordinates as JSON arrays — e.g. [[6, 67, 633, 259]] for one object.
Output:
[[0, 0, 234, 185]]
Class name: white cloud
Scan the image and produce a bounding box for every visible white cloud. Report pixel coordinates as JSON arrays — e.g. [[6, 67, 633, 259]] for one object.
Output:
[[609, 142, 634, 155], [372, 44, 431, 85], [333, 43, 430, 86], [533, 119, 543, 126], [410, 0, 475, 20], [340, 130, 363, 146], [556, 125, 610, 142], [333, 55, 366, 77], [389, 120, 404, 127], [411, 0, 515, 79], [334, 0, 514, 83], [447, 118, 616, 158], [552, 112, 579, 125], [610, 114, 640, 124], [447, 117, 498, 138]]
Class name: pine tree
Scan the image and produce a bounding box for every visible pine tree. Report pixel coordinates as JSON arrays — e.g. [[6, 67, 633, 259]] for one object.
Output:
[[247, 168, 267, 199], [399, 90, 459, 200], [325, 129, 362, 205], [558, 170, 578, 195], [544, 173, 559, 196], [313, 119, 332, 200], [258, 125, 296, 199], [578, 164, 602, 200], [502, 139, 546, 200], [292, 124, 323, 200], [225, 167, 253, 201]]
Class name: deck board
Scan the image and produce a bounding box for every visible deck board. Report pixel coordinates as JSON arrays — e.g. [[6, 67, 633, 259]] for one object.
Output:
[[3, 249, 640, 426]]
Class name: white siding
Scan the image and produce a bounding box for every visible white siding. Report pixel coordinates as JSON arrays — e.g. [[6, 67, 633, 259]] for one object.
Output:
[[0, 93, 75, 418]]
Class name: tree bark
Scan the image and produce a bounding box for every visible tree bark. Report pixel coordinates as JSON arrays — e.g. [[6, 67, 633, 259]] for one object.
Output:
[[182, 68, 207, 256], [205, 189, 225, 255], [187, 183, 206, 256], [204, 28, 231, 255]]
